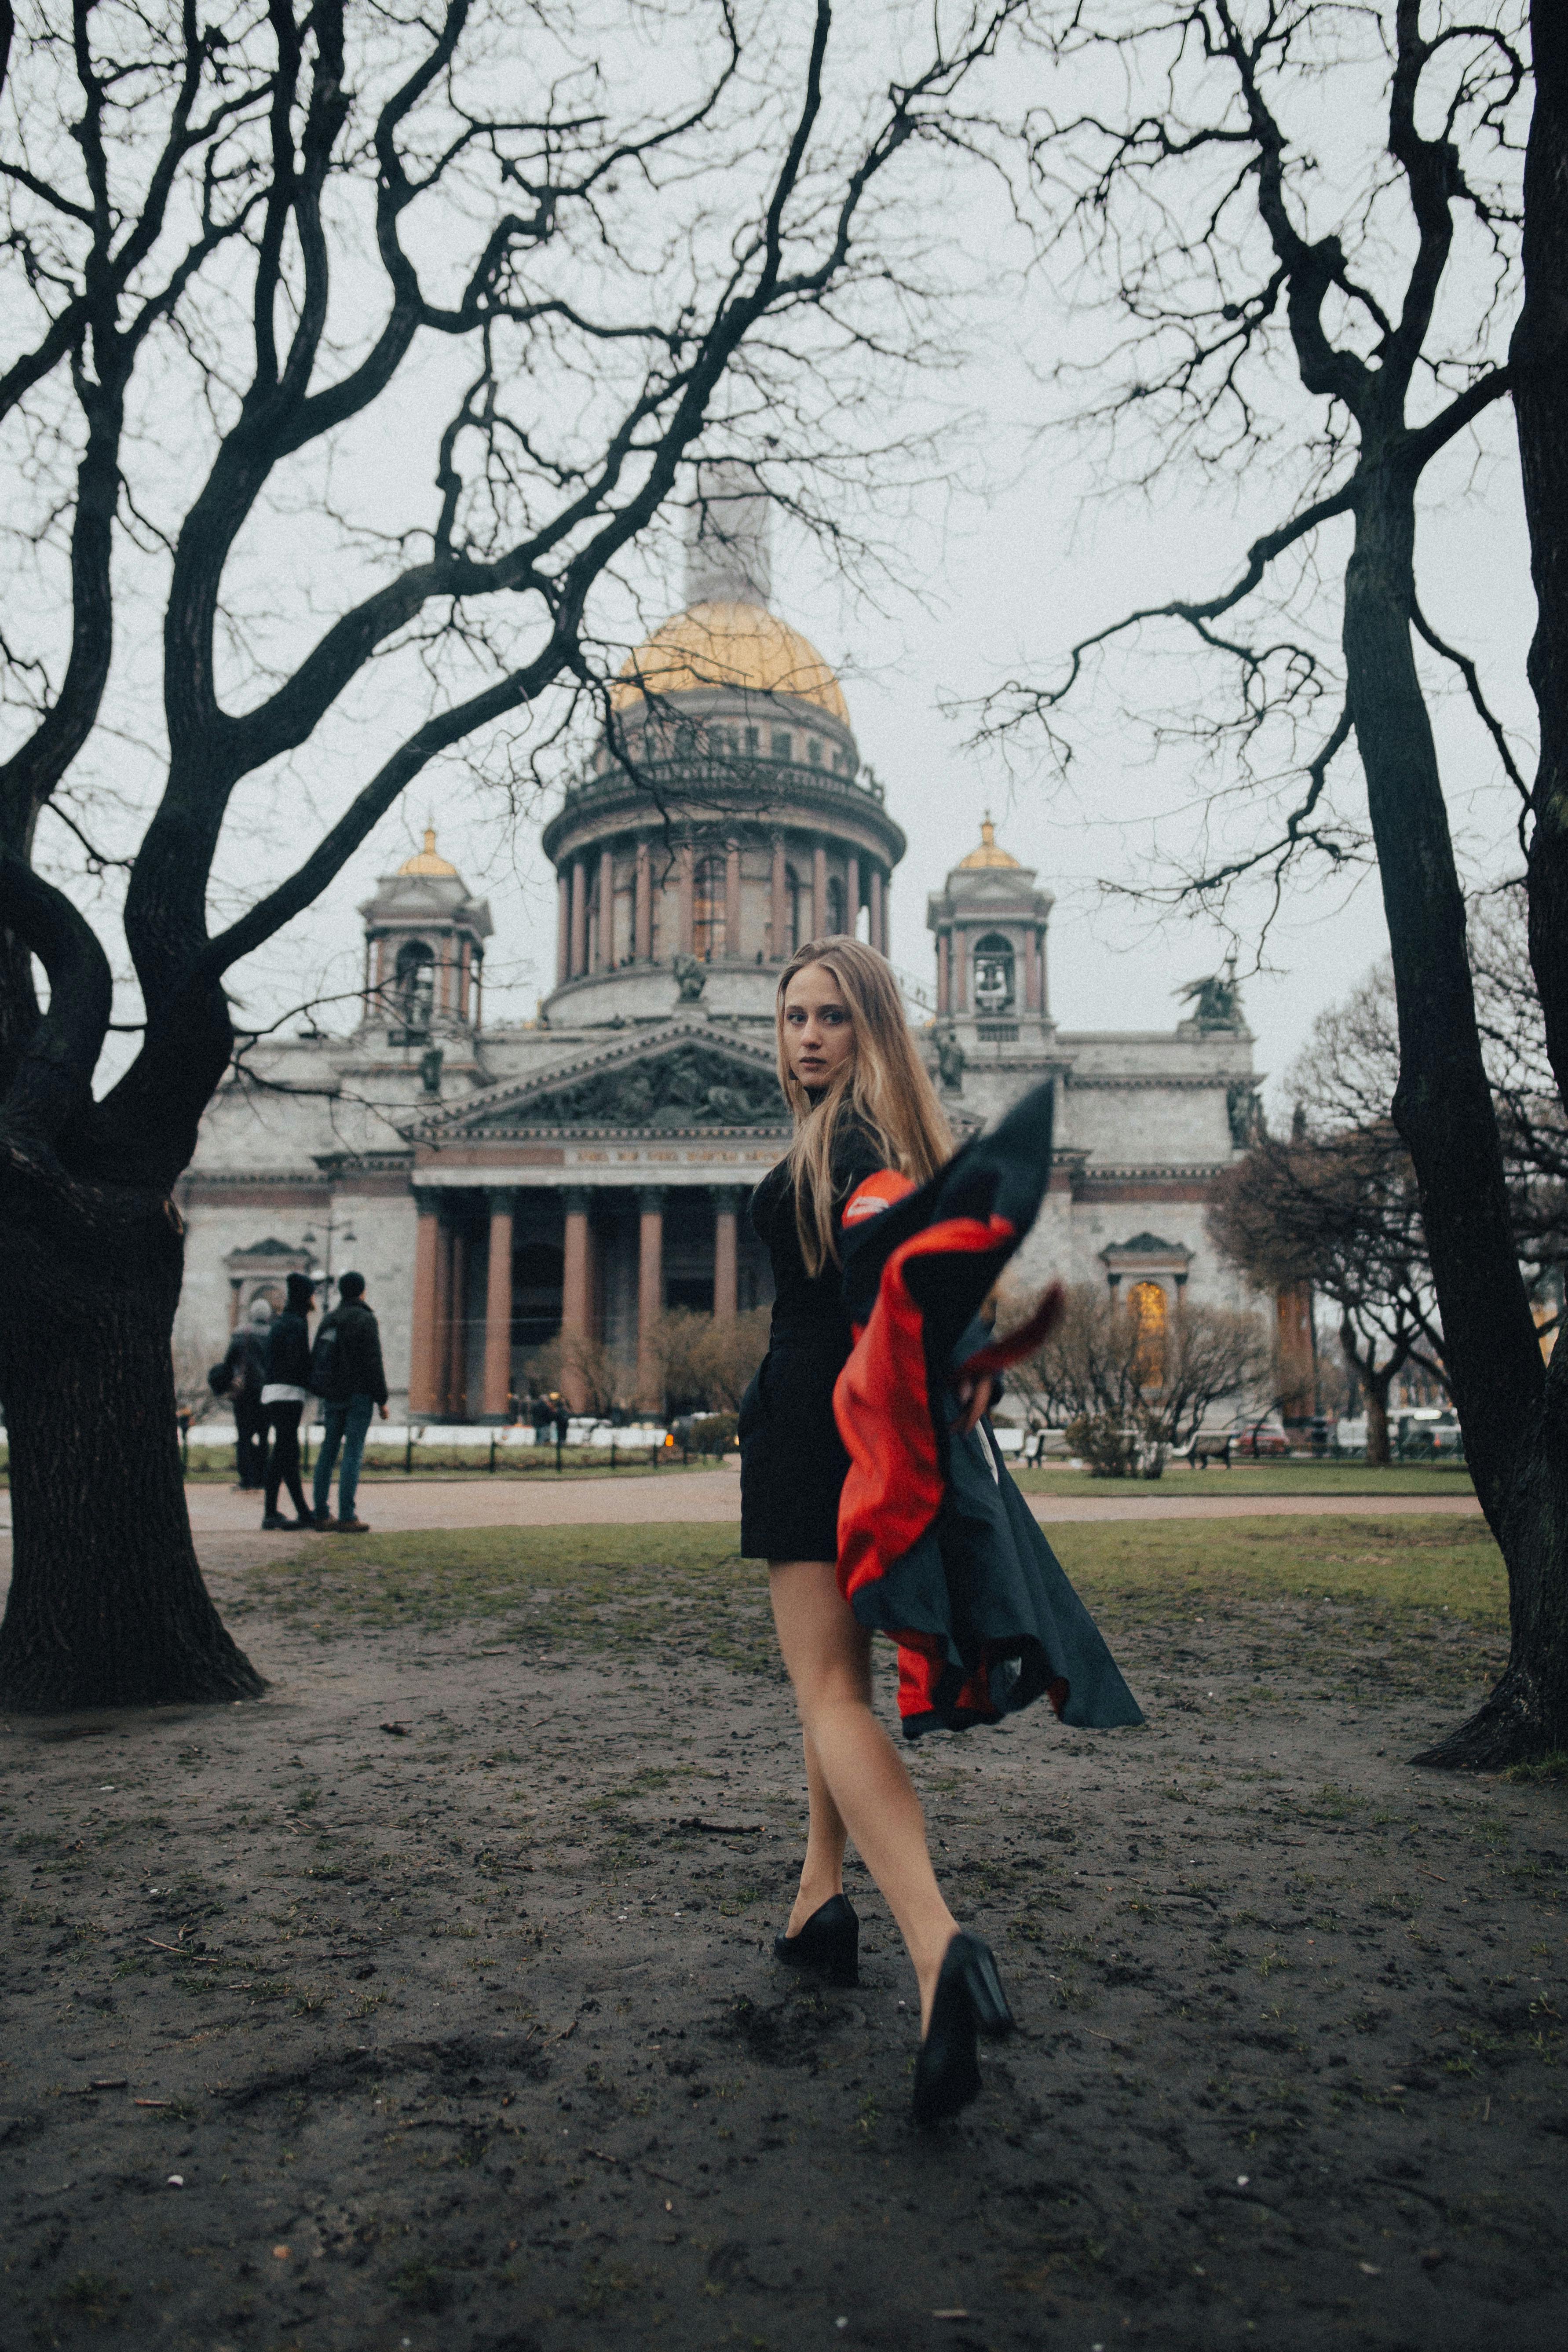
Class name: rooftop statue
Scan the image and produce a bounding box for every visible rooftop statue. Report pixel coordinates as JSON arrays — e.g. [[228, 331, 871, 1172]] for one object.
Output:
[[1177, 957, 1245, 1032]]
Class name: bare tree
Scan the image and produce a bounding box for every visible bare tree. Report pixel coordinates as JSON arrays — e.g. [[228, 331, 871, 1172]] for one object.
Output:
[[0, 0, 1020, 1710], [1213, 918, 1566, 1460], [1210, 1118, 1442, 1466], [992, 3, 1568, 1762], [523, 1330, 625, 1422], [1002, 1281, 1269, 1475]]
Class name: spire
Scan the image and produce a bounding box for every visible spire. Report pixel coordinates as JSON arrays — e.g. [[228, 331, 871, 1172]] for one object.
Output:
[[398, 827, 458, 877], [685, 460, 772, 608]]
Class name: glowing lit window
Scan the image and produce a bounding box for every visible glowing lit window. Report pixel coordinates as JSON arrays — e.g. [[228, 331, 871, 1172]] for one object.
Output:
[[1127, 1280, 1168, 1388]]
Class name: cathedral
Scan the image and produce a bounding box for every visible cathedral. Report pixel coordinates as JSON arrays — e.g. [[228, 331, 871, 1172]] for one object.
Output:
[[175, 491, 1262, 1418]]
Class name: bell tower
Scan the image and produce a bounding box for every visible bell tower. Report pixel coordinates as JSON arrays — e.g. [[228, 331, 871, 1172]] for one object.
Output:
[[358, 829, 493, 1043], [927, 818, 1055, 1045]]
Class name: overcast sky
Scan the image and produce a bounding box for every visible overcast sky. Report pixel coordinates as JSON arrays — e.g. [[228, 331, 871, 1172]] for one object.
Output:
[[235, 362, 1531, 1117], [24, 3, 1534, 1117]]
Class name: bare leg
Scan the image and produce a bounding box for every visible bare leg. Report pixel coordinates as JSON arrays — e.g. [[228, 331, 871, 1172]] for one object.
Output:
[[770, 1559, 958, 2029], [787, 1726, 849, 1933]]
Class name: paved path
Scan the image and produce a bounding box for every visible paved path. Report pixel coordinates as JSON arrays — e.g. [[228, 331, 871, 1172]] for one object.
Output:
[[89, 1471, 1492, 1536], [0, 1466, 1485, 1545]]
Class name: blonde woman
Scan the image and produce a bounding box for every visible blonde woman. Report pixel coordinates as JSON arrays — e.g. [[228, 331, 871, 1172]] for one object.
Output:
[[738, 937, 1012, 2124]]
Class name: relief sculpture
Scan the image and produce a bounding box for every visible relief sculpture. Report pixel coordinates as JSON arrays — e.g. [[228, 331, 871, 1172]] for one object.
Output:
[[501, 1044, 785, 1129]]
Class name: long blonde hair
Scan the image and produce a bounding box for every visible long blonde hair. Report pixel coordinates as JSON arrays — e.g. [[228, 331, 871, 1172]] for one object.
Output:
[[776, 937, 952, 1275]]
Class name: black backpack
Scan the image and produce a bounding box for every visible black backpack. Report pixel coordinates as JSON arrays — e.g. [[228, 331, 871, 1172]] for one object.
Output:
[[308, 1318, 340, 1396]]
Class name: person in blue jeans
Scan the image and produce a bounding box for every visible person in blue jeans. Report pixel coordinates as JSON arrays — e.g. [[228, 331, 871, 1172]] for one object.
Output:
[[309, 1271, 389, 1532]]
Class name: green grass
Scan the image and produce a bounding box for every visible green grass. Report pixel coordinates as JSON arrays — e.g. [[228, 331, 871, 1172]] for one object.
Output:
[[1010, 1460, 1475, 1498], [238, 1514, 1506, 1696]]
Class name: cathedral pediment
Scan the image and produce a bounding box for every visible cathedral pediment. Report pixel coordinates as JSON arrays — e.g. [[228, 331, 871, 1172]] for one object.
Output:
[[423, 1022, 789, 1138]]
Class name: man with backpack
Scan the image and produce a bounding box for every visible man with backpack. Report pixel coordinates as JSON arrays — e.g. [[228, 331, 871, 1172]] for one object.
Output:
[[214, 1295, 272, 1490], [308, 1271, 389, 1532]]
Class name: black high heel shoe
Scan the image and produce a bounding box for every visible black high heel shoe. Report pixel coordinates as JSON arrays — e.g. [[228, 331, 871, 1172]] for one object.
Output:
[[773, 1894, 859, 1987], [911, 1932, 1015, 2126]]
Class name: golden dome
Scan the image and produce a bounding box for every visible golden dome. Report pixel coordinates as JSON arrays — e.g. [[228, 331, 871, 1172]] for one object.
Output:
[[398, 827, 458, 877], [610, 599, 849, 725], [957, 818, 1021, 870]]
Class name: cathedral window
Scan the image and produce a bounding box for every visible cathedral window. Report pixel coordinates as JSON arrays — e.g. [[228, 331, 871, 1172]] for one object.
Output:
[[1126, 1281, 1168, 1389], [786, 865, 805, 952], [694, 855, 727, 960], [772, 729, 792, 761], [826, 876, 846, 936], [394, 939, 435, 1034], [972, 932, 1015, 1013], [745, 726, 760, 754], [675, 720, 698, 757], [807, 736, 822, 766]]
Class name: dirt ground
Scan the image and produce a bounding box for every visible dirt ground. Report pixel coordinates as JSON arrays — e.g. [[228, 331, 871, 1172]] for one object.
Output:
[[2, 1523, 1565, 2352]]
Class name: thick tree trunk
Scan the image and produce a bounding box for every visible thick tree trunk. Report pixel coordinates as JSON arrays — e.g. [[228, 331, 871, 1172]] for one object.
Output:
[[1365, 1377, 1391, 1470], [1519, 1, 1568, 1105], [1344, 475, 1568, 1765], [0, 1201, 263, 1713], [1417, 2, 1568, 1771]]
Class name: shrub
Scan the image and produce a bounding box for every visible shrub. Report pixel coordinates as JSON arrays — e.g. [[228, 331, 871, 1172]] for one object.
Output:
[[1066, 1413, 1138, 1479]]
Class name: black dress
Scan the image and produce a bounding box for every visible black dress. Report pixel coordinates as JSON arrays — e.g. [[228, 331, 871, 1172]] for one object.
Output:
[[739, 1121, 885, 1562]]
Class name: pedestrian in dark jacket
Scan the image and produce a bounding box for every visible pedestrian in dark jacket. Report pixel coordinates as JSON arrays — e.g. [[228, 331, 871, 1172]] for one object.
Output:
[[309, 1271, 388, 1532], [223, 1297, 272, 1490], [260, 1271, 315, 1529]]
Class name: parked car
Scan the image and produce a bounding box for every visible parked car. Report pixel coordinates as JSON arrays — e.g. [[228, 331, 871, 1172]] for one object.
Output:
[[1396, 1408, 1464, 1460], [1206, 1412, 1291, 1459]]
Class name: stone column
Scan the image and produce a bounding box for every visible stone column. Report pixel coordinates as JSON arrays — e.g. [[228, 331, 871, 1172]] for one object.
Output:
[[770, 836, 787, 960], [937, 929, 950, 1016], [569, 858, 588, 979], [596, 845, 614, 971], [430, 1203, 453, 1416], [956, 924, 968, 1013], [409, 1190, 443, 1415], [844, 853, 860, 939], [556, 874, 570, 987], [812, 840, 827, 940], [678, 843, 695, 957], [712, 1186, 741, 1322], [560, 1186, 592, 1411], [634, 836, 652, 961], [1024, 924, 1040, 1014], [446, 1224, 468, 1418], [636, 1186, 666, 1410], [725, 841, 742, 958], [870, 865, 885, 957], [482, 1188, 515, 1419]]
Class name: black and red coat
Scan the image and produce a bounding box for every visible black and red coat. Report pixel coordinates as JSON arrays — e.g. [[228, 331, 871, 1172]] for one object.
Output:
[[831, 1081, 1143, 1741]]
